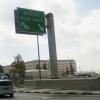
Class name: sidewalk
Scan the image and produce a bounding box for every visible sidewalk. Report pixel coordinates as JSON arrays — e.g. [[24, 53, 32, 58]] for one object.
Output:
[[14, 87, 100, 95]]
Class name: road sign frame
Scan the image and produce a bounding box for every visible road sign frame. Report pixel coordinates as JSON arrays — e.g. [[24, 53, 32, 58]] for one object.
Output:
[[14, 7, 46, 35]]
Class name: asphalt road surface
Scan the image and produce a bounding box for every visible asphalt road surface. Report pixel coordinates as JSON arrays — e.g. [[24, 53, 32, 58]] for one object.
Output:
[[0, 93, 100, 100]]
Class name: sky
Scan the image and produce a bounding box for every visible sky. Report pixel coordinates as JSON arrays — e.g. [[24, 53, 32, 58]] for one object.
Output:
[[0, 0, 100, 73]]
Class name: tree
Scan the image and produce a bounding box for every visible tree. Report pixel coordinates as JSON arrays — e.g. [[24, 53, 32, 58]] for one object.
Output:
[[36, 64, 39, 69], [0, 65, 4, 73], [69, 61, 74, 74], [11, 54, 25, 86], [42, 63, 47, 70], [65, 66, 70, 74]]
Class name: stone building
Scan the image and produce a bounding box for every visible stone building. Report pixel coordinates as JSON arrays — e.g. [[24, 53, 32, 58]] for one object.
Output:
[[4, 59, 77, 74]]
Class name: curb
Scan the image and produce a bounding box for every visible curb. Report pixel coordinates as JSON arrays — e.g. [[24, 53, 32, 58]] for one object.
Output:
[[14, 90, 100, 95]]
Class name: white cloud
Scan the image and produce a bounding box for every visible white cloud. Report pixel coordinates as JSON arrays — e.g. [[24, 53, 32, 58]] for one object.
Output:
[[0, 0, 100, 73], [56, 8, 100, 72]]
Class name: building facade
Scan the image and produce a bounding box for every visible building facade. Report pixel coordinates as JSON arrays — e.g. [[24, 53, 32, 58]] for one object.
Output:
[[4, 59, 77, 74]]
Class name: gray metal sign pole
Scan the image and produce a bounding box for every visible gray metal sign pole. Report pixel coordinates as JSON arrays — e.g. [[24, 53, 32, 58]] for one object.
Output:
[[37, 34, 41, 79], [46, 13, 59, 79]]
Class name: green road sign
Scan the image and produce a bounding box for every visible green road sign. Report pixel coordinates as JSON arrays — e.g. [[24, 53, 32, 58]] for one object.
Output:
[[15, 7, 46, 35]]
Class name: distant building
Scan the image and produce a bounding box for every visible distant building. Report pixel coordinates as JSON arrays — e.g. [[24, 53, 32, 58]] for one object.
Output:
[[25, 69, 51, 79], [74, 71, 97, 77], [4, 59, 77, 75], [25, 60, 77, 73]]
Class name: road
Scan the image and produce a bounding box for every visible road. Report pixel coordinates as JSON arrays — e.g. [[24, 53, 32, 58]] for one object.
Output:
[[0, 93, 100, 100]]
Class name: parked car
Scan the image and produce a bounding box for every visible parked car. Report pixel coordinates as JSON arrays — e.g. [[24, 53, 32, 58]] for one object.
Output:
[[0, 73, 11, 80], [1, 76, 9, 80], [0, 80, 14, 97]]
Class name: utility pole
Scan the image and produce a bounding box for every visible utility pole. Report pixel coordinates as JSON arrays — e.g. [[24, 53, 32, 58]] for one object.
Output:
[[46, 13, 59, 79]]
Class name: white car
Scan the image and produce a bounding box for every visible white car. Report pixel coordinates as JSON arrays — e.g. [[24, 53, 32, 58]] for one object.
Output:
[[1, 76, 9, 80], [0, 80, 14, 97]]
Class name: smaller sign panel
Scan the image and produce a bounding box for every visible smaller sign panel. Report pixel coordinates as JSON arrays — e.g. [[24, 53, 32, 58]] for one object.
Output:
[[14, 7, 46, 35]]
